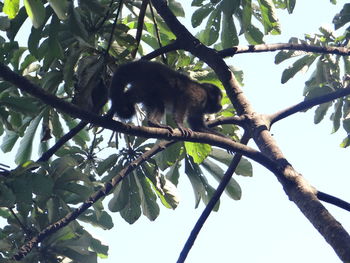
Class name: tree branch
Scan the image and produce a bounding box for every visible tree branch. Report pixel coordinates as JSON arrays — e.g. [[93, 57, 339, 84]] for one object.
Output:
[[131, 0, 149, 58], [0, 62, 279, 174], [37, 121, 88, 162], [218, 43, 350, 58], [178, 132, 251, 263], [269, 86, 350, 125], [318, 191, 350, 212]]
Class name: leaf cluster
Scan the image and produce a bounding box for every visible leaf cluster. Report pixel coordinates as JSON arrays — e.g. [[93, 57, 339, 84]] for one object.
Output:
[[275, 4, 350, 146]]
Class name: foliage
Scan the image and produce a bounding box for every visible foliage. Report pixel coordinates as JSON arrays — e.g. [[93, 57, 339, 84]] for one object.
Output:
[[0, 0, 348, 262], [275, 3, 350, 145]]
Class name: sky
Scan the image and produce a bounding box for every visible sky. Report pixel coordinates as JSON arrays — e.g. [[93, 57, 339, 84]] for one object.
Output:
[[1, 1, 350, 263]]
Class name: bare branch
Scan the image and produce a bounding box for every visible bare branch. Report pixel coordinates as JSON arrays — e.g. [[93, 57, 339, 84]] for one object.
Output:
[[269, 86, 350, 125], [105, 0, 124, 55], [218, 43, 350, 58], [37, 121, 88, 162], [131, 0, 149, 58], [178, 132, 251, 263], [318, 191, 350, 212]]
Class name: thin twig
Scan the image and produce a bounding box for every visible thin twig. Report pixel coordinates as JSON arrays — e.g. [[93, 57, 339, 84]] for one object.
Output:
[[105, 0, 124, 55], [177, 132, 251, 263], [149, 2, 167, 63], [269, 86, 350, 125], [131, 0, 150, 58]]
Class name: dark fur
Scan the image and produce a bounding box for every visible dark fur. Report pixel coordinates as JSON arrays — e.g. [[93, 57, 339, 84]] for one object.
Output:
[[109, 60, 222, 135]]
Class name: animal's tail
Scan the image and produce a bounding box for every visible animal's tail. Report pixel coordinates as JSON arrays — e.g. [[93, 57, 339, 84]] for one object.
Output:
[[109, 64, 135, 119]]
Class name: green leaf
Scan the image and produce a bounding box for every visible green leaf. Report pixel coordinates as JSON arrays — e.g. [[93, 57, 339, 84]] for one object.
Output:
[[48, 15, 64, 60], [192, 0, 205, 6], [0, 184, 16, 207], [184, 142, 211, 164], [258, 0, 281, 35], [205, 8, 221, 45], [242, 0, 252, 31], [342, 116, 350, 133], [48, 0, 68, 20], [281, 55, 317, 84], [286, 0, 296, 13], [201, 159, 242, 200], [166, 160, 181, 186], [8, 176, 33, 204], [331, 98, 343, 133], [62, 116, 90, 147], [142, 162, 179, 209], [236, 157, 253, 177], [304, 86, 334, 100], [32, 173, 54, 197], [135, 174, 160, 221], [59, 183, 93, 203], [3, 0, 20, 19], [1, 129, 18, 152], [97, 154, 119, 176], [24, 0, 46, 29], [340, 134, 350, 148], [244, 24, 264, 44], [90, 237, 109, 258], [108, 178, 130, 212], [67, 4, 88, 41], [191, 4, 213, 28], [28, 26, 42, 58], [209, 148, 232, 165], [185, 157, 204, 207], [333, 3, 350, 30], [158, 174, 179, 209], [80, 210, 114, 230], [0, 17, 11, 31], [314, 102, 332, 124], [41, 70, 63, 93], [51, 110, 64, 138], [155, 141, 182, 170], [119, 173, 142, 224], [169, 0, 185, 17], [275, 50, 296, 64], [221, 13, 238, 48], [209, 148, 253, 177], [15, 113, 43, 164], [0, 96, 39, 115]]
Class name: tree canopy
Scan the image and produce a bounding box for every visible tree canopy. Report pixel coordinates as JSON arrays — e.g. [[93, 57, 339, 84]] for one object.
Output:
[[0, 0, 350, 262]]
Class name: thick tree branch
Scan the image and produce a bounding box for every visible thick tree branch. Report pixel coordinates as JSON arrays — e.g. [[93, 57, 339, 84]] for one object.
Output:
[[0, 62, 279, 174], [269, 86, 350, 125], [218, 43, 350, 58]]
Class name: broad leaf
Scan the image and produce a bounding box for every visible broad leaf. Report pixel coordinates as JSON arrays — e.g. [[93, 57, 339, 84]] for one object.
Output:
[[15, 112, 43, 164], [184, 142, 211, 164], [24, 0, 46, 29], [3, 0, 20, 19]]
